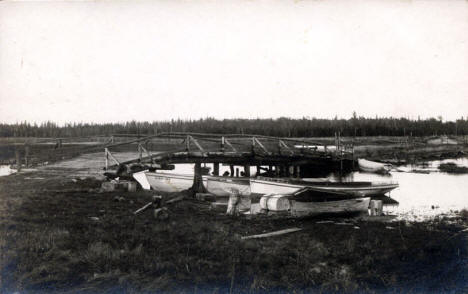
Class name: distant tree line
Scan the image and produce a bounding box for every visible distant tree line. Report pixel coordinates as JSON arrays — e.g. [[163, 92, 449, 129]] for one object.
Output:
[[1, 116, 468, 138]]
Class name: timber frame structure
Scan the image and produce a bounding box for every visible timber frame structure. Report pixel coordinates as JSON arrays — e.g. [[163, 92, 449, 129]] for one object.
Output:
[[103, 132, 355, 177]]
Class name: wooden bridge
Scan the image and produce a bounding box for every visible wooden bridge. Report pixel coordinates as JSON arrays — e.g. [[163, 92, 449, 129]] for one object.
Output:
[[104, 132, 355, 177]]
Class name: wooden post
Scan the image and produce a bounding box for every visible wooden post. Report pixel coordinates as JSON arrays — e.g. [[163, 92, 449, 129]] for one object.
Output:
[[334, 132, 337, 156], [338, 131, 341, 156], [15, 148, 21, 172], [339, 131, 343, 175], [213, 162, 220, 176], [295, 166, 301, 178], [221, 136, 225, 153], [105, 148, 109, 170], [186, 135, 190, 152], [244, 165, 250, 177], [138, 144, 142, 162], [24, 144, 30, 167], [283, 165, 289, 177], [256, 165, 261, 176], [226, 189, 240, 216], [275, 166, 280, 177], [192, 163, 207, 194], [369, 200, 383, 216], [235, 168, 239, 177], [230, 165, 234, 177], [279, 166, 284, 177]]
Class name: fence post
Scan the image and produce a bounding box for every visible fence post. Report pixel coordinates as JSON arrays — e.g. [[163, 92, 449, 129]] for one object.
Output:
[[15, 148, 21, 172], [105, 148, 109, 170], [138, 144, 142, 162]]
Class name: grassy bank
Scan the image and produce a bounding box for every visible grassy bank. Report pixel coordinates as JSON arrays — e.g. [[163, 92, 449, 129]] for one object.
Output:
[[1, 171, 467, 293]]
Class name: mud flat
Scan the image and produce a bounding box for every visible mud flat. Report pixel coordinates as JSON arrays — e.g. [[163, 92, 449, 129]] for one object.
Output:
[[1, 165, 467, 293]]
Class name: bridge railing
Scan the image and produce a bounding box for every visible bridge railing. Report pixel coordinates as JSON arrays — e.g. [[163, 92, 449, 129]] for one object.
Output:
[[103, 132, 353, 170]]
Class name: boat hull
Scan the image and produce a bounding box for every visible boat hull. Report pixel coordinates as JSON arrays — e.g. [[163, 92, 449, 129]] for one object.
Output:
[[137, 172, 200, 193], [306, 184, 399, 197], [250, 179, 303, 195], [358, 159, 392, 173], [133, 171, 151, 190], [251, 178, 398, 197], [291, 197, 371, 217], [205, 177, 251, 196]]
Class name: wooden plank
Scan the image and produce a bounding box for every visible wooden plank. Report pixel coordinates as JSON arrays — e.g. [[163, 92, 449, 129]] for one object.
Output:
[[133, 202, 153, 215], [241, 228, 302, 240], [139, 144, 152, 158], [165, 195, 185, 204], [253, 137, 269, 154], [189, 135, 205, 153], [278, 140, 294, 155], [224, 138, 237, 152], [106, 148, 121, 165], [279, 140, 291, 151]]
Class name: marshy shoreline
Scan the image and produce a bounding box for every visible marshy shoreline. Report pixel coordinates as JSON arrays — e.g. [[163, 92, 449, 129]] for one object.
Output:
[[0, 167, 467, 293], [1, 136, 468, 293]]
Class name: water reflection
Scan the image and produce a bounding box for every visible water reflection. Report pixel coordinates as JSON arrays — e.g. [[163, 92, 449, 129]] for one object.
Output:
[[0, 165, 16, 176], [338, 158, 468, 220]]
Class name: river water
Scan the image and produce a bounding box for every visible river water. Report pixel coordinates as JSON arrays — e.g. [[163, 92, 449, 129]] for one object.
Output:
[[0, 165, 16, 176], [342, 158, 468, 220]]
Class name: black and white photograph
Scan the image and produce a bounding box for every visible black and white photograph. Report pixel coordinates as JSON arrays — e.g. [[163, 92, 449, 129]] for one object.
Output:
[[0, 0, 467, 293]]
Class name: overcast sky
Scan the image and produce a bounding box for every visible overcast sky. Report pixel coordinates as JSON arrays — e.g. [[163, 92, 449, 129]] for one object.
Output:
[[1, 0, 467, 124]]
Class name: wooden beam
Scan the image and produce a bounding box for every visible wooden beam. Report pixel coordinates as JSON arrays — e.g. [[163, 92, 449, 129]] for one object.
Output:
[[278, 140, 294, 155], [230, 165, 234, 177], [105, 149, 108, 170], [105, 148, 120, 165], [244, 164, 250, 177], [224, 138, 237, 152], [241, 228, 302, 240], [139, 144, 152, 158], [192, 163, 207, 194], [253, 137, 269, 154], [213, 162, 220, 176], [188, 135, 205, 153], [138, 144, 143, 161]]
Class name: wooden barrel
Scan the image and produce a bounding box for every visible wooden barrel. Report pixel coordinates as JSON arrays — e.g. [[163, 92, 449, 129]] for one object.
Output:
[[260, 194, 291, 211]]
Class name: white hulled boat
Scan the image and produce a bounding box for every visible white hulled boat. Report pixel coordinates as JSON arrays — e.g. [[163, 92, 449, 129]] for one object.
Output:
[[251, 177, 398, 197]]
